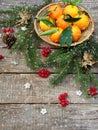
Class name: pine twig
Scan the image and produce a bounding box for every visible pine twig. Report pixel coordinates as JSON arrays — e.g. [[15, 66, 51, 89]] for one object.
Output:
[[50, 57, 73, 86]]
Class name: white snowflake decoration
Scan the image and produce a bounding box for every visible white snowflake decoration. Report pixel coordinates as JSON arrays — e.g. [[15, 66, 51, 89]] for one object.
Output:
[[40, 108, 47, 115], [24, 83, 31, 89], [0, 34, 2, 37], [11, 60, 18, 65], [76, 90, 82, 96], [21, 26, 27, 31]]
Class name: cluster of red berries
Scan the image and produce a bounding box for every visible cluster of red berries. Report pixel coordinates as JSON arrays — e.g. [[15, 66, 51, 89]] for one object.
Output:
[[0, 55, 4, 60], [88, 86, 98, 96], [58, 92, 70, 107], [39, 47, 51, 78], [38, 69, 50, 78], [2, 28, 14, 33], [41, 46, 51, 57]]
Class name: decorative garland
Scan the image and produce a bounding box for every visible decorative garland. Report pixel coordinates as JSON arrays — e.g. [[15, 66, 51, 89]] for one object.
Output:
[[0, 0, 98, 98]]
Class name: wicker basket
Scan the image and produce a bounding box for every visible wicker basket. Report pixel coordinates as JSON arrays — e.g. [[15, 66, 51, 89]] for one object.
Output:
[[34, 2, 94, 47]]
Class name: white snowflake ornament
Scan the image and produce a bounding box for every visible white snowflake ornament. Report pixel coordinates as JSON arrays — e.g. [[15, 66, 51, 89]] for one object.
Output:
[[21, 26, 27, 31], [76, 90, 82, 96], [11, 60, 18, 65], [24, 83, 31, 89], [40, 108, 47, 115]]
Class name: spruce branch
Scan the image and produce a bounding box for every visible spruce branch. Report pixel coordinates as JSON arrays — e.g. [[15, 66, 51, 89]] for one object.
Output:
[[45, 35, 98, 92], [74, 59, 90, 96], [50, 57, 73, 86], [80, 70, 91, 96], [9, 0, 53, 70], [89, 71, 98, 87]]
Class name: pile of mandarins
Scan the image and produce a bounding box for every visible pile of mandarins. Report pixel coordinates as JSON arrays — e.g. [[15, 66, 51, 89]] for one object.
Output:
[[39, 4, 90, 44]]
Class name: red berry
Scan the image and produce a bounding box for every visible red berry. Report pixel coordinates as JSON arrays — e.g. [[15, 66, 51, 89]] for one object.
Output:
[[61, 101, 66, 107], [61, 100, 70, 107], [65, 100, 70, 105], [41, 74, 45, 77], [58, 94, 64, 101], [41, 46, 51, 57], [58, 93, 68, 101], [88, 86, 97, 96], [2, 28, 7, 33], [38, 69, 50, 78], [6, 28, 11, 33], [0, 55, 4, 60], [40, 69, 45, 74], [10, 28, 14, 33], [42, 46, 45, 49], [46, 48, 51, 53], [63, 93, 68, 98], [2, 28, 14, 33]]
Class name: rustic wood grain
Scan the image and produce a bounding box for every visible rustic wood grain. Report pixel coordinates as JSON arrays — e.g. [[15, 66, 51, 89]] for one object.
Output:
[[0, 0, 44, 9], [0, 48, 31, 72], [0, 48, 98, 73], [0, 0, 98, 73], [0, 74, 98, 104], [0, 0, 98, 130], [0, 104, 98, 130]]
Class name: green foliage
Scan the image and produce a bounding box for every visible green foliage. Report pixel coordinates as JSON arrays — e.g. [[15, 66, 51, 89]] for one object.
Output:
[[71, 0, 83, 5], [37, 11, 50, 20], [0, 0, 98, 96], [45, 35, 98, 94], [64, 17, 81, 22], [41, 20, 55, 27], [60, 26, 72, 47], [40, 28, 58, 36], [0, 0, 52, 69], [50, 56, 74, 86], [90, 73, 98, 87], [61, 0, 83, 5], [61, 0, 70, 4], [74, 59, 90, 96], [40, 11, 50, 17]]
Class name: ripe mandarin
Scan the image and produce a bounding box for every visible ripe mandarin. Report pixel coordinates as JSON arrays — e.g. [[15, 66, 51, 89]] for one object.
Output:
[[63, 5, 79, 18], [74, 14, 90, 31], [49, 27, 63, 43], [48, 4, 63, 20], [56, 15, 71, 30], [39, 16, 54, 31], [72, 25, 81, 42]]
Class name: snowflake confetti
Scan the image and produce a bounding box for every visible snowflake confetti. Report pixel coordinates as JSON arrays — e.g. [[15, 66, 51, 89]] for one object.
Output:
[[21, 26, 27, 31], [76, 90, 82, 96], [11, 60, 18, 65], [0, 34, 2, 37], [40, 108, 47, 115], [24, 83, 31, 89]]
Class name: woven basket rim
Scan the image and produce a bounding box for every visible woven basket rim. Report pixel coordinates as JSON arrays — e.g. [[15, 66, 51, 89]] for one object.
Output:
[[34, 2, 94, 47]]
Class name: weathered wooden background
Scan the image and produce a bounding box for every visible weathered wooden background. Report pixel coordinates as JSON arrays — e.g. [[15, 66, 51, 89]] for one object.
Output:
[[0, 0, 98, 130]]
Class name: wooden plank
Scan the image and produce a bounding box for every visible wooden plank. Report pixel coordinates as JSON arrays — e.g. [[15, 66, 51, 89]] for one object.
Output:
[[0, 74, 98, 104], [0, 48, 98, 73], [81, 0, 98, 22], [0, 104, 98, 130], [0, 48, 56, 73], [0, 48, 31, 72], [0, 1, 97, 73], [0, 0, 44, 9]]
